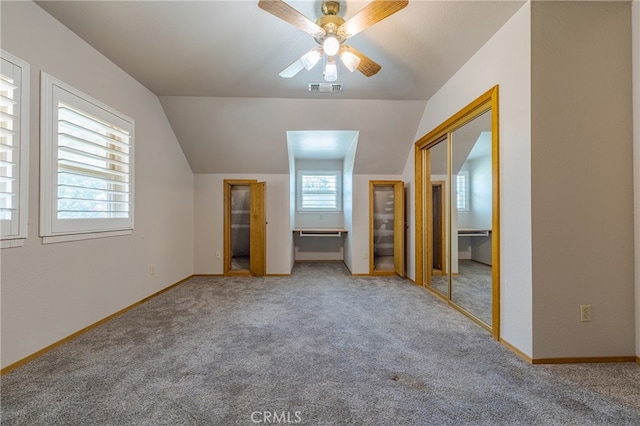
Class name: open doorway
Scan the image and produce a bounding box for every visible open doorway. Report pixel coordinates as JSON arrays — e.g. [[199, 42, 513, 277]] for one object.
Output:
[[369, 180, 405, 276], [223, 179, 266, 276]]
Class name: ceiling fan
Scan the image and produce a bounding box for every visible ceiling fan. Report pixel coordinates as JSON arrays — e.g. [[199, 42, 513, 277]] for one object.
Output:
[[258, 0, 408, 82]]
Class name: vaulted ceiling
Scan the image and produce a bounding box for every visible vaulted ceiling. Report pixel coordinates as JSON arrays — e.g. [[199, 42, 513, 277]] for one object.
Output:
[[36, 0, 525, 174]]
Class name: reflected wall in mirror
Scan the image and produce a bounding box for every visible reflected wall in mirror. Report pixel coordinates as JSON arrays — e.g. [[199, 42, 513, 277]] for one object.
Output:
[[414, 86, 500, 339]]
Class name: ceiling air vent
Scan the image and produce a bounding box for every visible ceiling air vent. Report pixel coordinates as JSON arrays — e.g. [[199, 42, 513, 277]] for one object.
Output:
[[308, 83, 343, 93]]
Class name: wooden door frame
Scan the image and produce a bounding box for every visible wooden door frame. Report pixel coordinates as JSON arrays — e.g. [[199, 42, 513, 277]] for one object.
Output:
[[369, 180, 405, 276], [249, 181, 266, 276]]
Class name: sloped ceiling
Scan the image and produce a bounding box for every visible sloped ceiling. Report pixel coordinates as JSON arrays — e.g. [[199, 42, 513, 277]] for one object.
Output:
[[159, 97, 425, 173], [35, 0, 526, 174]]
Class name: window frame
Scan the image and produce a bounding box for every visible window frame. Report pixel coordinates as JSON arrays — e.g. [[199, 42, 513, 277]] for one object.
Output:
[[296, 170, 342, 213], [40, 72, 134, 243], [0, 50, 30, 248]]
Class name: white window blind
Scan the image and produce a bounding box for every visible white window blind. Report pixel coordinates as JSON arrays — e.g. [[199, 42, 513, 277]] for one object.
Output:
[[456, 171, 469, 212], [1, 51, 29, 243], [297, 171, 341, 212], [41, 73, 134, 239]]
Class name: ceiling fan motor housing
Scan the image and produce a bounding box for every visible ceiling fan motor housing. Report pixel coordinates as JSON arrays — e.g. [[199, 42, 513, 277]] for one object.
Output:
[[321, 1, 340, 16], [315, 2, 346, 45]]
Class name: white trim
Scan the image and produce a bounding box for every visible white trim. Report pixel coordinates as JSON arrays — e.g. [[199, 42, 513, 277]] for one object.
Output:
[[42, 229, 132, 245], [1, 238, 25, 249], [40, 72, 135, 238], [0, 50, 29, 244]]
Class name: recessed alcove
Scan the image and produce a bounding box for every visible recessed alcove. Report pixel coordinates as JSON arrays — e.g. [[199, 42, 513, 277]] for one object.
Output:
[[287, 130, 358, 262]]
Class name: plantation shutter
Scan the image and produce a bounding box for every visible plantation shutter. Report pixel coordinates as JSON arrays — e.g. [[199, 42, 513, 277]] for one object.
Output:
[[456, 172, 469, 212], [56, 102, 131, 219], [0, 56, 24, 238], [300, 173, 339, 210]]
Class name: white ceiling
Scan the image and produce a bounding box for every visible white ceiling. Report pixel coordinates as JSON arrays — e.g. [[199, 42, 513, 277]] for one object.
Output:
[[35, 0, 525, 174]]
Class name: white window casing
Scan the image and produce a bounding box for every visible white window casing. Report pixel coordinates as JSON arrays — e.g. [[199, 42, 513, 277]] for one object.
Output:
[[1, 51, 29, 247], [40, 72, 134, 242], [297, 170, 341, 212]]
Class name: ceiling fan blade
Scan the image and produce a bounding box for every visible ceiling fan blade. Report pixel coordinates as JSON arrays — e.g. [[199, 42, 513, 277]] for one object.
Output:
[[338, 0, 408, 39], [279, 47, 322, 78], [341, 45, 381, 77], [279, 57, 305, 78], [258, 0, 325, 37]]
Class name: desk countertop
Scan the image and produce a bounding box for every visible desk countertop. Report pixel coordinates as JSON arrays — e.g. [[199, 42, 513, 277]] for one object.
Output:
[[293, 228, 348, 233]]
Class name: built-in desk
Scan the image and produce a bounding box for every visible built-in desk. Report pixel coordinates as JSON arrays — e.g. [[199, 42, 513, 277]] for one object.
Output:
[[458, 228, 491, 237], [292, 228, 348, 260], [293, 228, 348, 237], [457, 228, 492, 265]]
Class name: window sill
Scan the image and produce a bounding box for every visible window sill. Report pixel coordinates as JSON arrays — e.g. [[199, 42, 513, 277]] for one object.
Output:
[[1, 238, 26, 249], [296, 211, 342, 214], [42, 229, 132, 244]]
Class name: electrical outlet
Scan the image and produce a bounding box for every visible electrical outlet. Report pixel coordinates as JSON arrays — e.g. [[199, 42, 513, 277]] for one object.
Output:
[[215, 251, 221, 259], [149, 265, 156, 276], [580, 304, 591, 322]]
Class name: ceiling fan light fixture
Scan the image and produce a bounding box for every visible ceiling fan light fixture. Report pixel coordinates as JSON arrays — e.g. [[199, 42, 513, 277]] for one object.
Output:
[[322, 35, 340, 57], [340, 51, 361, 72], [324, 56, 338, 82], [301, 48, 322, 70]]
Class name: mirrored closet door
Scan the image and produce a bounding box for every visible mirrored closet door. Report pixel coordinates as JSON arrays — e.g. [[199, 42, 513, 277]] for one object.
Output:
[[414, 86, 500, 339]]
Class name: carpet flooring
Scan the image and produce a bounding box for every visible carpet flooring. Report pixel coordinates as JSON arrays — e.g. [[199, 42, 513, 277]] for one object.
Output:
[[1, 262, 639, 425]]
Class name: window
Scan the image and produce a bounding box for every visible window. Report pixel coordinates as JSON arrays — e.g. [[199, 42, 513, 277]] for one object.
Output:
[[41, 73, 134, 242], [297, 170, 341, 212], [456, 171, 469, 212], [1, 51, 29, 247]]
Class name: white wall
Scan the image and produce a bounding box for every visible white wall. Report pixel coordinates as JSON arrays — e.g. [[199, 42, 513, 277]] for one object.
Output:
[[193, 174, 292, 275], [342, 140, 357, 272], [467, 156, 493, 230], [0, 2, 194, 369], [633, 0, 640, 360], [402, 2, 532, 355]]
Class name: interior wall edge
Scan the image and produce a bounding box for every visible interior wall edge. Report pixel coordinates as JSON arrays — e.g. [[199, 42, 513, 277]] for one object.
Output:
[[633, 0, 640, 359]]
